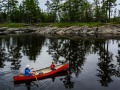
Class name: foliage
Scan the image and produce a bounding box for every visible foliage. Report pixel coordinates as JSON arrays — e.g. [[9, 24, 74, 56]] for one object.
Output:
[[0, 0, 119, 25], [0, 23, 25, 28], [40, 22, 106, 27]]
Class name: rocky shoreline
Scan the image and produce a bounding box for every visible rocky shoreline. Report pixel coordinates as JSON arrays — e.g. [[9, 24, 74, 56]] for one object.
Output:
[[0, 24, 120, 37]]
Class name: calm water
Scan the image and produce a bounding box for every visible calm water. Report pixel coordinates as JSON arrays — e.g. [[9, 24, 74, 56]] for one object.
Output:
[[0, 34, 120, 90]]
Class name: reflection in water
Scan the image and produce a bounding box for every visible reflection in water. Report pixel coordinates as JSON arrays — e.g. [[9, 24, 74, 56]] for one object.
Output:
[[21, 35, 45, 61], [46, 38, 87, 77], [0, 35, 45, 70], [60, 72, 74, 89], [0, 35, 120, 89], [25, 82, 38, 90], [25, 82, 32, 90], [46, 37, 120, 88], [96, 40, 115, 87], [0, 48, 5, 68], [6, 46, 22, 70], [115, 43, 120, 77], [24, 74, 73, 90], [0, 37, 7, 68], [46, 38, 92, 89]]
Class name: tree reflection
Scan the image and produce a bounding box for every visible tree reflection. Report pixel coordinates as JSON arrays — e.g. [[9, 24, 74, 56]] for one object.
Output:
[[0, 37, 22, 70], [8, 46, 22, 70], [115, 43, 120, 77], [22, 35, 45, 61], [0, 35, 45, 70], [0, 48, 5, 68], [60, 72, 74, 89], [95, 40, 115, 87], [46, 37, 93, 88], [0, 38, 7, 68], [47, 38, 88, 76]]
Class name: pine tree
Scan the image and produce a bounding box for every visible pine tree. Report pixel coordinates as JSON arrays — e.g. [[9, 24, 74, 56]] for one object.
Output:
[[23, 0, 41, 24]]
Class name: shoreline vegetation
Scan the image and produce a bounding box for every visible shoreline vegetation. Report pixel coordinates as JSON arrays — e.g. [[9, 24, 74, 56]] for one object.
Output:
[[0, 23, 120, 38], [0, 22, 120, 28]]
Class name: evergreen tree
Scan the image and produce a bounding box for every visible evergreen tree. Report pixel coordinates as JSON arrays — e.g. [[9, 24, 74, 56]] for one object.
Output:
[[101, 0, 116, 22], [2, 0, 18, 22], [0, 0, 119, 23], [45, 0, 62, 22], [23, 0, 41, 24]]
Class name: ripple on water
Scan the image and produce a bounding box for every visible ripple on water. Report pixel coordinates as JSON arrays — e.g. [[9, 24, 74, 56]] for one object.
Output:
[[30, 79, 51, 90], [0, 70, 19, 90], [14, 79, 51, 90]]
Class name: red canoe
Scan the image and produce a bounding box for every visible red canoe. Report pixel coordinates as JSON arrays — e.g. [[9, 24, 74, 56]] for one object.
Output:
[[13, 63, 68, 82], [14, 70, 68, 84]]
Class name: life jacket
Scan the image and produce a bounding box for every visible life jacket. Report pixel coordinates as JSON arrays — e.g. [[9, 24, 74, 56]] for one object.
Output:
[[50, 64, 55, 69], [25, 68, 31, 76]]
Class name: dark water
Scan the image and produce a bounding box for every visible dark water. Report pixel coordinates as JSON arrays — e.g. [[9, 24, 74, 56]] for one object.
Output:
[[0, 34, 120, 90]]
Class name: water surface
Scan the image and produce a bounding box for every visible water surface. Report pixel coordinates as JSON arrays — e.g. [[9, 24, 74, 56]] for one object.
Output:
[[0, 34, 120, 90]]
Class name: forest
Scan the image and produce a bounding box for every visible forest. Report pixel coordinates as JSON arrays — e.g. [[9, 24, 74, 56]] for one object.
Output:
[[0, 0, 120, 24]]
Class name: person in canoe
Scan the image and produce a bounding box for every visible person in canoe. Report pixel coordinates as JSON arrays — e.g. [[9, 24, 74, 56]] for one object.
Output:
[[24, 64, 35, 76], [50, 62, 56, 70]]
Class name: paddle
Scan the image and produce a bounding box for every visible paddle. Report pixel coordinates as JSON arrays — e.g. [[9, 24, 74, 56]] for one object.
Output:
[[32, 69, 38, 81], [32, 68, 44, 81], [34, 75, 38, 81]]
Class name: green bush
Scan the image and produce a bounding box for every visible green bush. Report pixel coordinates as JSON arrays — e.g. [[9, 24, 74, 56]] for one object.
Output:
[[0, 23, 25, 28], [48, 22, 105, 28]]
